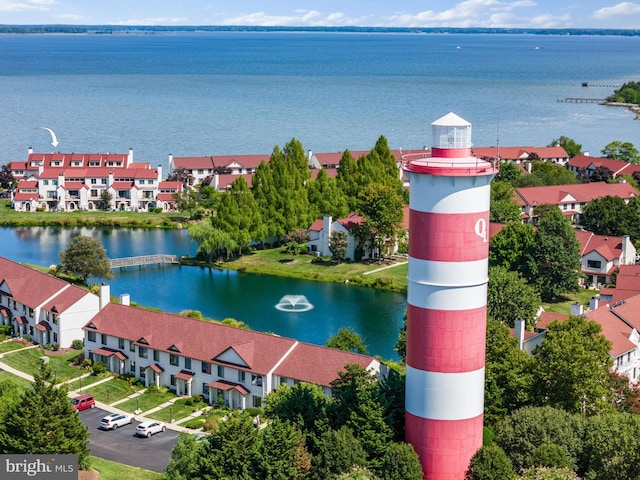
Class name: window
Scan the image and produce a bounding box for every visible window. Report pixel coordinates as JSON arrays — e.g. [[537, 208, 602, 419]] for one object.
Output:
[[202, 382, 208, 395], [129, 341, 135, 352], [217, 365, 224, 378], [52, 332, 58, 343], [101, 334, 107, 345], [238, 371, 245, 383], [170, 354, 179, 366], [87, 331, 96, 342], [184, 358, 191, 370], [52, 315, 58, 325], [28, 308, 33, 318], [587, 260, 602, 269], [201, 361, 210, 374], [101, 179, 107, 185], [118, 338, 125, 349], [139, 346, 148, 359], [153, 350, 159, 362], [251, 374, 262, 386], [43, 179, 49, 185], [91, 179, 97, 184], [170, 375, 176, 386], [252, 396, 262, 408], [139, 366, 146, 379], [280, 376, 289, 386], [130, 360, 136, 373], [91, 189, 98, 197]]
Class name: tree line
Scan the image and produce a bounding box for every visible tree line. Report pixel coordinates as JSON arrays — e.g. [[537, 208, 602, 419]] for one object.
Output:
[[173, 137, 407, 262]]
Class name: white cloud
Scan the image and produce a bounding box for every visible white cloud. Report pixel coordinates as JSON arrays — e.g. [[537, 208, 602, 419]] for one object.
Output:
[[592, 2, 640, 19], [56, 13, 82, 21], [223, 10, 365, 27], [0, 0, 51, 12], [114, 17, 188, 26]]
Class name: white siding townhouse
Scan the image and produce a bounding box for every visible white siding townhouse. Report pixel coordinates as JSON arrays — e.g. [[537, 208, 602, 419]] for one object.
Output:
[[84, 285, 386, 409], [10, 149, 165, 212], [575, 231, 636, 288], [472, 145, 570, 166], [0, 257, 100, 348]]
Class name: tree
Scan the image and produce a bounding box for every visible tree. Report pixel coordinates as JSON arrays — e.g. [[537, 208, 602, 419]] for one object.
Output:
[[490, 181, 522, 223], [518, 467, 579, 480], [166, 167, 194, 187], [251, 419, 311, 479], [465, 444, 516, 480], [165, 432, 204, 480], [493, 406, 584, 473], [524, 205, 581, 301], [489, 221, 536, 274], [375, 442, 423, 480], [0, 362, 90, 469], [311, 426, 368, 480], [494, 161, 523, 185], [357, 184, 405, 259], [516, 162, 578, 188], [214, 176, 266, 255], [187, 219, 236, 262], [589, 165, 614, 182], [264, 382, 328, 436], [308, 168, 350, 221], [329, 230, 349, 262], [172, 189, 200, 219], [488, 266, 541, 329], [97, 190, 113, 210], [532, 316, 614, 415], [581, 194, 639, 237], [484, 318, 534, 426], [58, 235, 113, 284], [0, 163, 15, 189], [284, 229, 310, 255], [548, 136, 582, 158], [601, 140, 640, 163], [325, 327, 368, 354], [580, 412, 640, 480]]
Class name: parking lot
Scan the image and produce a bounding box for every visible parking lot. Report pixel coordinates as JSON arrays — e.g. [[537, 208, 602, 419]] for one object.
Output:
[[79, 407, 180, 473]]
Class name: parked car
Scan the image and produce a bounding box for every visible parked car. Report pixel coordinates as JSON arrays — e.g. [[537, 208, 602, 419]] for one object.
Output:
[[99, 413, 135, 430], [135, 421, 166, 438], [71, 394, 95, 411]]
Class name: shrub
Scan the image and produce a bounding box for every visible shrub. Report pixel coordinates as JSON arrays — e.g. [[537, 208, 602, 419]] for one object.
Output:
[[71, 339, 84, 350], [52, 343, 60, 351], [42, 343, 52, 351], [92, 361, 108, 375]]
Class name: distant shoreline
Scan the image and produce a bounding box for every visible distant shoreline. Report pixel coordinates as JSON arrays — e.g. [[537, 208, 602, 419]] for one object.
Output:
[[2, 25, 640, 36]]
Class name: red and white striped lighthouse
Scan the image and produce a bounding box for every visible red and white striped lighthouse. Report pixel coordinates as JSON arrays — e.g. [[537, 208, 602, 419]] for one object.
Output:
[[403, 112, 498, 480]]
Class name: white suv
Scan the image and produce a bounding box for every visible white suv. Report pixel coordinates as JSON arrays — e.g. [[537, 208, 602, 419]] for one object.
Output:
[[99, 413, 135, 430], [135, 421, 166, 438]]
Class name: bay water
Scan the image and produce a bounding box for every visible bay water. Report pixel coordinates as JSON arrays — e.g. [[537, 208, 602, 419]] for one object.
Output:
[[1, 32, 639, 171]]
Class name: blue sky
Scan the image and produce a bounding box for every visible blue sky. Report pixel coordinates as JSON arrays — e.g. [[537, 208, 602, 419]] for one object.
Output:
[[1, 1, 640, 29]]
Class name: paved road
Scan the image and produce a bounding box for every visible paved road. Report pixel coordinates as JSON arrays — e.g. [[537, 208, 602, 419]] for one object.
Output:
[[78, 407, 180, 473]]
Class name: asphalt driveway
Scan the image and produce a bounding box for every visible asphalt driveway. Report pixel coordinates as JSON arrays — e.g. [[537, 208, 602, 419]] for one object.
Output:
[[79, 407, 180, 473]]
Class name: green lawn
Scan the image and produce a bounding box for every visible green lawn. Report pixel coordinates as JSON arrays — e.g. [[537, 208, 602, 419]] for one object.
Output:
[[65, 374, 109, 393], [0, 340, 26, 354], [0, 200, 187, 229], [542, 288, 599, 314], [81, 377, 142, 404], [187, 247, 409, 293], [0, 370, 34, 391], [116, 387, 176, 414], [88, 456, 162, 480], [148, 397, 209, 422], [0, 347, 83, 383]]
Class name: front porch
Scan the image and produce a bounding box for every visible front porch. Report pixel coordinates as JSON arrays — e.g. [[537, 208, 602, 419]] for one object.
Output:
[[207, 379, 249, 410]]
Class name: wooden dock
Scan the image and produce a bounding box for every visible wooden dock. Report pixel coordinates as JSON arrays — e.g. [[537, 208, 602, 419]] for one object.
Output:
[[109, 254, 180, 269], [557, 97, 605, 104]]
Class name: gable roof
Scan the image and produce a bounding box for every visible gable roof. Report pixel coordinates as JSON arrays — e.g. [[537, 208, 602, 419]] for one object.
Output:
[[273, 341, 377, 387], [514, 182, 638, 207], [575, 230, 624, 261], [567, 155, 640, 177], [472, 146, 569, 161], [0, 257, 88, 310]]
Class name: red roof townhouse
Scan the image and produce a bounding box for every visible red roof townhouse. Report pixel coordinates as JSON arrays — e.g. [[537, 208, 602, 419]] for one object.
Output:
[[0, 257, 100, 348], [514, 181, 638, 224], [84, 287, 386, 410], [472, 145, 569, 166], [567, 154, 640, 179], [10, 148, 164, 213]]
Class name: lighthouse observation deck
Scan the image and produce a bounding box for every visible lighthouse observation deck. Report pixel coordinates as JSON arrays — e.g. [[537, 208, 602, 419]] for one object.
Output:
[[402, 151, 498, 177]]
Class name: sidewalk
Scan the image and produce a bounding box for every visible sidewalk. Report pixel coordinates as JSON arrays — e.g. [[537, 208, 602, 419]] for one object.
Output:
[[0, 344, 196, 434]]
